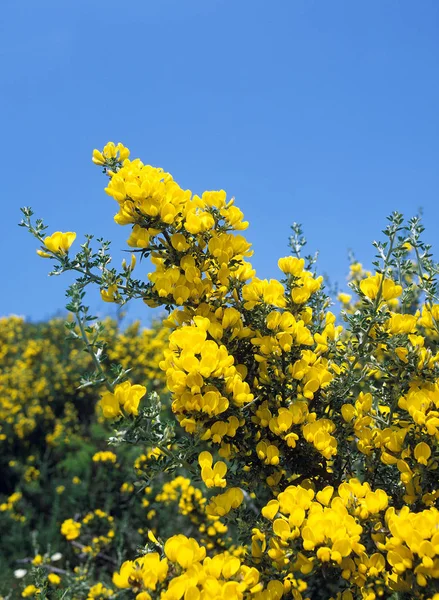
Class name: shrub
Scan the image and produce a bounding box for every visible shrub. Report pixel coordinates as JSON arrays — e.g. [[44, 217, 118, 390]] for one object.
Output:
[[12, 141, 439, 599]]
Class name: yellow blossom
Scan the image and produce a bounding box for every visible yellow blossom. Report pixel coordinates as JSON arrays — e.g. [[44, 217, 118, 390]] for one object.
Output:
[[39, 231, 76, 256]]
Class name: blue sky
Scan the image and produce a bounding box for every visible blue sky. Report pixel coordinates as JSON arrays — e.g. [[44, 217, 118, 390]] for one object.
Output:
[[2, 0, 438, 323]]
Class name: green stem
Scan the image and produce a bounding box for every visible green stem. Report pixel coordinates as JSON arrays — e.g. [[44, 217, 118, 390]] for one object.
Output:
[[70, 265, 146, 299], [340, 231, 397, 394], [75, 312, 114, 393], [155, 443, 196, 475]]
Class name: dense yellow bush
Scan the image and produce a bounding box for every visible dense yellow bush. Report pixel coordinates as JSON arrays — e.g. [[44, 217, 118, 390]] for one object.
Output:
[[14, 141, 439, 599]]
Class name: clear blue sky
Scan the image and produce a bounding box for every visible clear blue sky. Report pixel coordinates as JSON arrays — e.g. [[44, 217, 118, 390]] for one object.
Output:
[[2, 0, 438, 323]]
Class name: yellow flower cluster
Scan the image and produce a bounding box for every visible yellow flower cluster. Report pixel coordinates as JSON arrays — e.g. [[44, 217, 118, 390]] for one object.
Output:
[[87, 582, 114, 599], [96, 144, 252, 310], [92, 142, 130, 166], [0, 491, 24, 522], [61, 518, 81, 540], [153, 475, 231, 551], [61, 510, 116, 557], [113, 534, 293, 600], [156, 475, 207, 517], [92, 451, 117, 464]]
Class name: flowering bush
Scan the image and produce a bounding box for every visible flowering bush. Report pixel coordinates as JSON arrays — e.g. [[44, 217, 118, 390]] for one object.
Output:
[[13, 141, 439, 599], [0, 315, 169, 595]]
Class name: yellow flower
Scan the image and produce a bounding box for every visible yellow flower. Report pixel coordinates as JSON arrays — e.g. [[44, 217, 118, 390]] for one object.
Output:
[[386, 313, 417, 334], [48, 573, 61, 585], [261, 500, 279, 520], [127, 225, 150, 249], [206, 488, 244, 516], [414, 442, 431, 465], [92, 142, 130, 165], [278, 256, 305, 276], [198, 451, 227, 488], [87, 583, 113, 599], [40, 232, 76, 255], [359, 274, 402, 302], [113, 553, 168, 590], [164, 535, 205, 568], [61, 518, 81, 540], [256, 441, 280, 465], [338, 292, 352, 304], [22, 586, 40, 598], [112, 560, 142, 589], [99, 381, 147, 419], [101, 284, 119, 303], [92, 149, 106, 165], [99, 390, 120, 419], [147, 530, 159, 545]]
